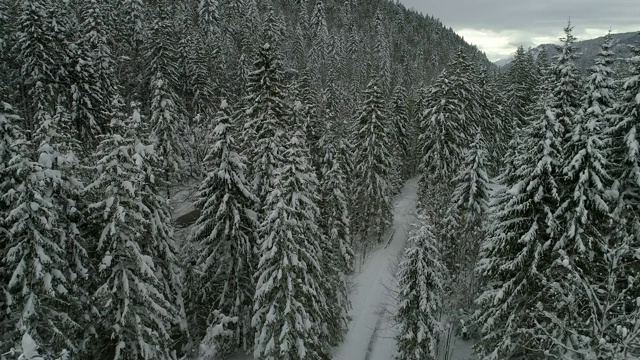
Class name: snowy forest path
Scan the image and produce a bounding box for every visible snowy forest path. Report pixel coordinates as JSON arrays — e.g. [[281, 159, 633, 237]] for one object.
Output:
[[333, 177, 420, 360]]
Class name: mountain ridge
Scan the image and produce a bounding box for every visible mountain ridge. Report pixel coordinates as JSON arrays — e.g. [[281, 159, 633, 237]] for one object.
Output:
[[495, 31, 640, 69]]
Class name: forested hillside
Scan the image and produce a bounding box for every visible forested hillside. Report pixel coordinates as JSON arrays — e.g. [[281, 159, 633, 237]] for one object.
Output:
[[0, 0, 493, 359], [4, 0, 638, 358]]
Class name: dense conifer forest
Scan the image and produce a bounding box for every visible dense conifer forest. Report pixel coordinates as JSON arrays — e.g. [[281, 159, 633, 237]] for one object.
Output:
[[1, 0, 639, 359]]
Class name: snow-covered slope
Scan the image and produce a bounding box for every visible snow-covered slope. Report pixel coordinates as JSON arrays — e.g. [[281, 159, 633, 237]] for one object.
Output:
[[333, 177, 420, 360]]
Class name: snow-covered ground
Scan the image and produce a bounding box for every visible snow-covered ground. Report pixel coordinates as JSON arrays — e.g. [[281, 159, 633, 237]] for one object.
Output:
[[333, 177, 419, 360]]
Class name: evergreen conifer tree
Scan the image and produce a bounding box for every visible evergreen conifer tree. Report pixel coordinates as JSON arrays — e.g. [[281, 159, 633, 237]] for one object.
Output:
[[68, 0, 117, 145], [241, 42, 289, 213], [552, 23, 583, 140], [85, 107, 178, 360], [352, 75, 394, 247], [506, 46, 539, 128], [14, 0, 62, 135], [1, 101, 85, 358], [189, 100, 259, 354], [419, 49, 483, 185], [198, 0, 219, 39], [443, 134, 491, 297], [556, 32, 616, 272], [252, 127, 329, 360], [605, 36, 640, 359], [317, 122, 354, 346], [610, 41, 640, 215], [390, 85, 411, 181], [395, 214, 443, 360], [146, 9, 186, 193], [475, 87, 564, 359]]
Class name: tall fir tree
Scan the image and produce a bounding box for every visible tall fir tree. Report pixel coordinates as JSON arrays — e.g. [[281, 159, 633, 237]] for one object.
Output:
[[505, 46, 539, 128], [252, 127, 329, 360], [352, 75, 394, 248], [475, 84, 564, 359], [309, 0, 329, 84], [610, 40, 640, 218], [188, 100, 259, 354], [148, 74, 186, 196], [241, 41, 289, 214], [525, 26, 603, 356], [14, 0, 63, 136], [395, 214, 444, 360], [1, 100, 85, 358], [442, 134, 491, 310], [390, 85, 411, 181], [198, 0, 220, 39], [146, 8, 186, 194], [68, 0, 117, 146], [556, 32, 616, 277], [605, 36, 640, 359], [317, 118, 354, 347], [552, 22, 583, 141], [0, 101, 22, 223], [0, 102, 27, 354], [85, 107, 178, 360], [419, 49, 483, 186]]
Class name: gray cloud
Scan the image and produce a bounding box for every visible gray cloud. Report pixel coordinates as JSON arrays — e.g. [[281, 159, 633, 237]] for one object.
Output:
[[398, 0, 640, 60]]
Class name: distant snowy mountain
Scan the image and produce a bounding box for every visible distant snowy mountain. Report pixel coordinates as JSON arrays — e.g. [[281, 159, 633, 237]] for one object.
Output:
[[494, 57, 513, 68], [494, 31, 640, 70]]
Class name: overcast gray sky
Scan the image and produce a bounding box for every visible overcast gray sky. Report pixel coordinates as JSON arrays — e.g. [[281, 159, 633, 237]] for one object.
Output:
[[398, 0, 640, 61]]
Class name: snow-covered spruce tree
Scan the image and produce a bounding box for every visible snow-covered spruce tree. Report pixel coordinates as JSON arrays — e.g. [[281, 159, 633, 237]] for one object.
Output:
[[551, 22, 583, 141], [395, 214, 444, 360], [604, 38, 640, 357], [148, 74, 185, 195], [478, 67, 509, 170], [110, 0, 146, 101], [241, 41, 290, 213], [0, 101, 86, 357], [0, 102, 27, 352], [146, 9, 186, 195], [13, 0, 63, 135], [419, 49, 483, 186], [610, 40, 640, 218], [188, 100, 259, 355], [450, 133, 491, 230], [0, 102, 22, 221], [570, 228, 640, 359], [309, 0, 329, 83], [554, 32, 616, 312], [352, 75, 394, 247], [84, 107, 178, 360], [474, 87, 564, 359], [139, 120, 186, 353], [316, 113, 354, 347], [198, 0, 220, 39], [374, 10, 391, 92], [68, 0, 118, 146], [291, 69, 322, 174], [252, 127, 330, 360], [442, 133, 491, 307], [118, 0, 145, 52], [390, 85, 411, 182], [505, 46, 539, 128], [176, 27, 218, 179], [512, 28, 603, 357]]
